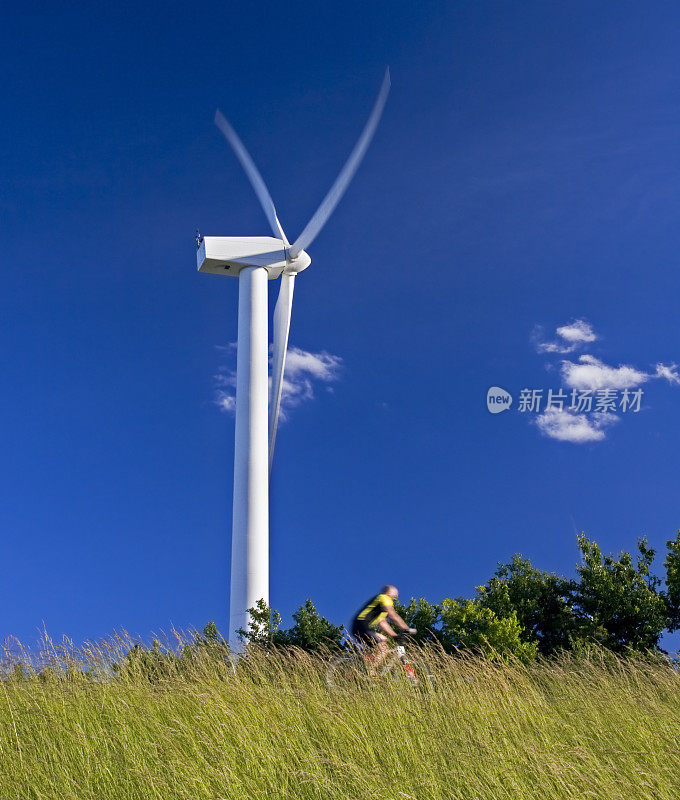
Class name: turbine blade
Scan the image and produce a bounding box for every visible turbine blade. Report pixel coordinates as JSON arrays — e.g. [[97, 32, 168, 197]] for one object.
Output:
[[289, 68, 391, 259], [214, 109, 290, 247], [268, 272, 295, 468]]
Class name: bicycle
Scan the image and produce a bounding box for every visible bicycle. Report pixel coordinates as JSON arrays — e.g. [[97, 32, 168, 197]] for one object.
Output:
[[326, 632, 435, 689]]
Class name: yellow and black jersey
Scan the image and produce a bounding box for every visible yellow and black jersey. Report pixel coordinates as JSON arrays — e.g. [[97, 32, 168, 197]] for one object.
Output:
[[353, 593, 394, 629]]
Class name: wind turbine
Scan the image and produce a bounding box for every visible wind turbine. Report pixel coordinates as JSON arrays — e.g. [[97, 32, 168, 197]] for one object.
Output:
[[197, 69, 391, 647]]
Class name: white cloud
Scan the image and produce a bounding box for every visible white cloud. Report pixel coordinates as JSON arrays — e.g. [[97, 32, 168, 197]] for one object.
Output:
[[561, 354, 680, 390], [214, 356, 237, 411], [214, 344, 342, 419], [284, 347, 341, 383], [530, 319, 679, 444], [556, 319, 598, 345], [560, 354, 648, 390], [536, 319, 597, 354], [276, 348, 342, 420], [654, 363, 680, 385], [535, 408, 619, 443], [216, 394, 236, 413]]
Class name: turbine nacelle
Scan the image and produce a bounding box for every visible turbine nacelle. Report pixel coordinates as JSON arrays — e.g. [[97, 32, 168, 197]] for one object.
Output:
[[197, 235, 310, 278]]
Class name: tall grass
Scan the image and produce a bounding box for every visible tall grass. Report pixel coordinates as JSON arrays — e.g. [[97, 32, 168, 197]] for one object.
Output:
[[1, 633, 679, 799]]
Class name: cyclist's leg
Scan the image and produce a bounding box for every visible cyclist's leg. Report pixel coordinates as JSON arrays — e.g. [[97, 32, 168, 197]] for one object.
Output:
[[352, 621, 385, 675], [368, 631, 389, 672], [355, 627, 389, 675]]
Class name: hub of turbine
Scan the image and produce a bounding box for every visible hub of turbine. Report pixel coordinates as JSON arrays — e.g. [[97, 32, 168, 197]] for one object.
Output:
[[285, 250, 311, 274]]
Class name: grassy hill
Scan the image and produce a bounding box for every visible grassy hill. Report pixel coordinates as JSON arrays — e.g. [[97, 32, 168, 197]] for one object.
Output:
[[1, 639, 679, 799]]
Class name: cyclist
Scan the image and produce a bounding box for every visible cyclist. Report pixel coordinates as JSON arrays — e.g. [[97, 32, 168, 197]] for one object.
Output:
[[351, 585, 415, 671]]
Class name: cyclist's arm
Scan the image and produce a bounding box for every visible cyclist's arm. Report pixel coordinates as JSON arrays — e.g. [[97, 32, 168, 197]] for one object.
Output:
[[386, 605, 411, 632]]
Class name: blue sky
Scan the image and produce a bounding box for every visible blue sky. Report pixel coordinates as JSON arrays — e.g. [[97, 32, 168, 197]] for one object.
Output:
[[1, 1, 679, 646]]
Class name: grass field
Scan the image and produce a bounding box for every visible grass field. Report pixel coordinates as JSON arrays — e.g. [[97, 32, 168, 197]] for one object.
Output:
[[1, 637, 679, 800]]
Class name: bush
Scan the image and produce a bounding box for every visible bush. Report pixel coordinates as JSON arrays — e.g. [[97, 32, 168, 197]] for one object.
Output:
[[575, 534, 667, 652], [238, 599, 344, 652], [396, 597, 537, 662], [476, 555, 580, 655]]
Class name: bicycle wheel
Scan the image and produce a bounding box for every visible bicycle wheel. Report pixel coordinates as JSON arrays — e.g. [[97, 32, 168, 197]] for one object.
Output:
[[325, 651, 369, 690]]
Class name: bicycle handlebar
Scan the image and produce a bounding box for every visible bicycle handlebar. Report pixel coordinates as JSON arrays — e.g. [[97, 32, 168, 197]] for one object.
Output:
[[394, 629, 417, 641]]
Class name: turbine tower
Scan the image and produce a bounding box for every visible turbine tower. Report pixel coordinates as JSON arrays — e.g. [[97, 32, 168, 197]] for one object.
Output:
[[197, 70, 391, 647]]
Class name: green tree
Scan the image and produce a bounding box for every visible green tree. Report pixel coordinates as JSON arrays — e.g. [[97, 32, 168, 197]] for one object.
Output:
[[238, 600, 343, 652], [438, 598, 537, 662], [664, 530, 680, 631], [282, 599, 344, 652], [477, 555, 580, 655], [187, 621, 230, 660], [575, 534, 666, 652], [196, 620, 222, 644], [237, 599, 287, 647], [395, 597, 442, 645]]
